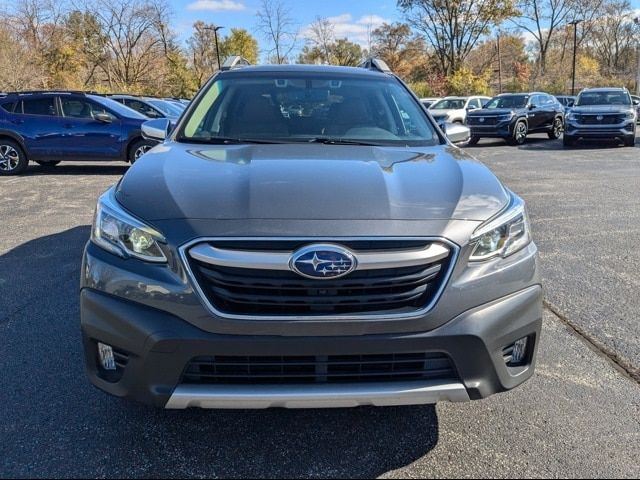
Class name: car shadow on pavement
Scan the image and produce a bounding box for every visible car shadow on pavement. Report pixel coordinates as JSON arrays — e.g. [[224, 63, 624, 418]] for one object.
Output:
[[22, 162, 129, 177], [0, 227, 439, 478]]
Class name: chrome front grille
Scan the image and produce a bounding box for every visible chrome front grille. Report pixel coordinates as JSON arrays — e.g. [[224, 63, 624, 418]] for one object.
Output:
[[576, 114, 624, 125], [183, 239, 455, 319]]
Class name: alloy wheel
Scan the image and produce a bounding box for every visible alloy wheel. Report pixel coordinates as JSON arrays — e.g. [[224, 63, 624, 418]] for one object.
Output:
[[134, 145, 152, 161], [515, 123, 527, 144], [0, 144, 20, 171]]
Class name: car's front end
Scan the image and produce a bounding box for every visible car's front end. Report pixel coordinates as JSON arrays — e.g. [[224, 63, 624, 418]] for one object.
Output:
[[466, 109, 520, 139], [564, 89, 637, 146], [564, 108, 636, 144], [80, 65, 542, 409]]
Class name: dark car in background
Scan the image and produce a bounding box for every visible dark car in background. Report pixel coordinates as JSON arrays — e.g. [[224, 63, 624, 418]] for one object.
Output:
[[466, 92, 564, 146], [564, 87, 636, 147], [0, 91, 157, 175], [80, 62, 542, 410], [108, 94, 182, 121], [555, 95, 576, 113]]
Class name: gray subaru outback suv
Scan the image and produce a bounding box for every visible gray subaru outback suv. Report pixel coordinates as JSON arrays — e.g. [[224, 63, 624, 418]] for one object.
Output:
[[81, 61, 542, 409]]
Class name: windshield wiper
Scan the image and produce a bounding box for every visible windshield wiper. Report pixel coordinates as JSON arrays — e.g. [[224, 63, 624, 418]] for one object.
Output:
[[179, 136, 285, 145], [305, 137, 381, 146]]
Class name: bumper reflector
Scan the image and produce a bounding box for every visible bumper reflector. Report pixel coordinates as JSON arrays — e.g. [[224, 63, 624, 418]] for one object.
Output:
[[98, 342, 116, 371]]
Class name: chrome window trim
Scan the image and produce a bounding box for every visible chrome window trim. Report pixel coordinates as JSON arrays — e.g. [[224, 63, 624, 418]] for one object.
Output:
[[178, 236, 460, 321]]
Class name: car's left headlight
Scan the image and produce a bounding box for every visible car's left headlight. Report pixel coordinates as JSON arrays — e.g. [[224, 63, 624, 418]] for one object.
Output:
[[91, 188, 167, 263], [469, 193, 532, 261], [624, 111, 636, 120]]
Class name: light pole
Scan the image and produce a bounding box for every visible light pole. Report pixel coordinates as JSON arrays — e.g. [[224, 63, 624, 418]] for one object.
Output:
[[634, 18, 640, 95], [569, 19, 583, 95], [204, 25, 225, 70]]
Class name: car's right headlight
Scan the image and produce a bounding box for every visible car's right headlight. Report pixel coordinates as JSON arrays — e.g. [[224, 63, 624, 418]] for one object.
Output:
[[469, 193, 532, 261], [91, 188, 167, 263], [566, 112, 577, 121]]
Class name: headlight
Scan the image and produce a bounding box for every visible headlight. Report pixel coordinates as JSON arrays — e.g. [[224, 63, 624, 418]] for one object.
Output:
[[91, 188, 167, 263], [624, 111, 636, 120], [469, 193, 531, 261], [498, 112, 514, 121], [566, 112, 577, 121]]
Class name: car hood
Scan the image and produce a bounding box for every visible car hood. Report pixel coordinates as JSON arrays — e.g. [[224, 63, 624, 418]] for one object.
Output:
[[468, 108, 519, 116], [115, 143, 509, 222], [569, 105, 634, 114]]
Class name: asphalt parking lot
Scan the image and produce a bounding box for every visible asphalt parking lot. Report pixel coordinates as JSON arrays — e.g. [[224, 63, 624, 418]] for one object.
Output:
[[1, 134, 639, 478]]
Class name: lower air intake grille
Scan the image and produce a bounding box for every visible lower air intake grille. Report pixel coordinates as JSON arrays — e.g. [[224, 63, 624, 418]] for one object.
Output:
[[182, 353, 457, 385]]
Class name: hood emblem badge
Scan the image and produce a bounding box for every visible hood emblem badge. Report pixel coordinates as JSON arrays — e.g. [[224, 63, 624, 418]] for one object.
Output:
[[479, 117, 485, 122], [290, 245, 356, 280], [596, 115, 604, 121]]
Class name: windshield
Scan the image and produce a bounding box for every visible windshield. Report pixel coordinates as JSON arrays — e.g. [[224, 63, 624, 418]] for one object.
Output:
[[431, 99, 465, 110], [178, 73, 439, 146], [89, 95, 147, 119], [575, 91, 631, 106], [147, 99, 183, 117], [484, 95, 528, 109]]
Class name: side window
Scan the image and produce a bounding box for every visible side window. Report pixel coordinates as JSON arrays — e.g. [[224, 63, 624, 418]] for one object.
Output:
[[530, 95, 541, 108], [60, 98, 101, 119], [21, 97, 57, 116], [127, 100, 163, 118], [0, 101, 16, 112], [470, 98, 481, 109]]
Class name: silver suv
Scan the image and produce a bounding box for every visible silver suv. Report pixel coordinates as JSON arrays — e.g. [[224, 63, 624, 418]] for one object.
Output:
[[564, 87, 637, 147], [80, 60, 542, 409]]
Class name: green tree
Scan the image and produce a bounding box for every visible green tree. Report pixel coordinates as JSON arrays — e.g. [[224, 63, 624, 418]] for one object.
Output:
[[220, 29, 259, 65]]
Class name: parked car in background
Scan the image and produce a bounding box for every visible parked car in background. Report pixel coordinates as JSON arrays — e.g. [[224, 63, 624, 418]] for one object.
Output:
[[163, 98, 187, 112], [429, 96, 491, 124], [0, 91, 157, 175], [555, 95, 576, 113], [631, 95, 640, 123], [420, 97, 441, 109], [466, 92, 564, 146], [81, 61, 542, 410], [108, 95, 181, 120], [564, 87, 636, 147]]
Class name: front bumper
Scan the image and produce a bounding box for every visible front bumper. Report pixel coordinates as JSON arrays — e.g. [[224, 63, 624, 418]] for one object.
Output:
[[81, 283, 543, 409], [565, 120, 635, 139], [468, 120, 514, 138]]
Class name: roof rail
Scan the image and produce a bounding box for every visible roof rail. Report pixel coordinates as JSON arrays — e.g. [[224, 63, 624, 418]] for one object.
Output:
[[358, 58, 393, 74], [221, 56, 251, 71], [4, 90, 98, 96]]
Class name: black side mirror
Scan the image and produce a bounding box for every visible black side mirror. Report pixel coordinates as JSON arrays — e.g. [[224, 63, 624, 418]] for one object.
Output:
[[528, 104, 537, 110], [94, 112, 113, 123]]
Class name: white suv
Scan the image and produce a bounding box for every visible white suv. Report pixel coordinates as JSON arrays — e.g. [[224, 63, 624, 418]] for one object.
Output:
[[429, 96, 491, 124]]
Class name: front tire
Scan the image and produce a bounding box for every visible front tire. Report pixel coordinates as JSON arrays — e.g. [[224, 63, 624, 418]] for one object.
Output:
[[128, 139, 155, 164], [548, 117, 563, 139], [508, 121, 527, 145], [468, 136, 480, 146], [0, 140, 28, 176], [624, 136, 636, 147]]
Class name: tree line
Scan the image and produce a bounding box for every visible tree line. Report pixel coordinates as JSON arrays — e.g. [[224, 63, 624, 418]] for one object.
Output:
[[1, 0, 638, 98]]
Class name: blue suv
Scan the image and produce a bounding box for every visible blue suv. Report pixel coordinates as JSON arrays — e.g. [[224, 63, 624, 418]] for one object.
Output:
[[0, 91, 157, 175]]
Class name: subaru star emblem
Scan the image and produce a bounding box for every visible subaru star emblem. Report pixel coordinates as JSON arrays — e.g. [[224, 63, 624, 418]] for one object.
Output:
[[290, 244, 356, 280]]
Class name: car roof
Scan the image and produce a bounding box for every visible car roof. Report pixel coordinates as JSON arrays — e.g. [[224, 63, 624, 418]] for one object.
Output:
[[219, 64, 391, 78], [580, 87, 628, 93]]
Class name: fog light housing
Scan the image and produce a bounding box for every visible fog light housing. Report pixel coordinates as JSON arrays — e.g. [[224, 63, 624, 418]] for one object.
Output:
[[503, 336, 530, 367], [98, 342, 116, 371], [511, 337, 528, 364]]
